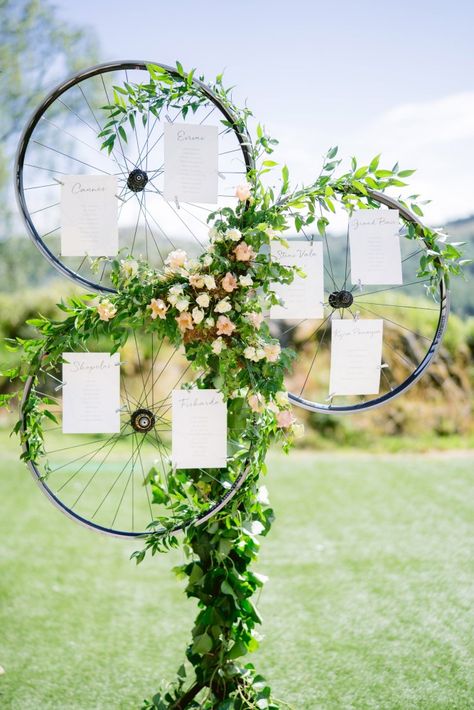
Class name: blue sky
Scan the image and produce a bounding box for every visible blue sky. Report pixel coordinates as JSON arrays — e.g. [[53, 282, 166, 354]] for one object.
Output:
[[54, 0, 474, 222]]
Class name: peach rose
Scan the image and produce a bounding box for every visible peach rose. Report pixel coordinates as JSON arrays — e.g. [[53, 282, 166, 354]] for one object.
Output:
[[216, 315, 236, 336], [276, 410, 295, 428], [235, 183, 251, 201], [97, 299, 117, 321], [221, 272, 238, 293], [176, 311, 193, 333], [148, 298, 168, 320], [234, 242, 256, 262], [264, 342, 281, 362]]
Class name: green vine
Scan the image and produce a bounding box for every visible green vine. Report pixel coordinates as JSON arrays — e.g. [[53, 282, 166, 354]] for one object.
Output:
[[1, 62, 467, 709]]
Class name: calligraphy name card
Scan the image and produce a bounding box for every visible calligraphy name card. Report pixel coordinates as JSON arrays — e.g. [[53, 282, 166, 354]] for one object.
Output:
[[172, 389, 227, 469], [62, 352, 121, 434], [270, 240, 325, 320], [329, 318, 384, 396], [349, 208, 402, 285], [164, 123, 218, 204], [60, 175, 118, 257]]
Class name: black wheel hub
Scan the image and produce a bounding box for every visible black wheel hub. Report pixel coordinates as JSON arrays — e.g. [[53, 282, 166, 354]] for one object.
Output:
[[127, 168, 148, 192], [328, 290, 354, 309], [131, 408, 155, 433]]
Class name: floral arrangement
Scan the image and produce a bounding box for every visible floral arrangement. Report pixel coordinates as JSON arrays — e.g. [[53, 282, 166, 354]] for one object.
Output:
[[1, 63, 467, 709]]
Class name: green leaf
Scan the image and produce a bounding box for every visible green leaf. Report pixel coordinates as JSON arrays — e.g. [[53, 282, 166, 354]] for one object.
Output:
[[192, 632, 212, 654]]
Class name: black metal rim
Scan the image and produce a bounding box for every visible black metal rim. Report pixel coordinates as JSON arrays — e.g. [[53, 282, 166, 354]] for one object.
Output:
[[280, 189, 450, 414], [14, 60, 254, 294]]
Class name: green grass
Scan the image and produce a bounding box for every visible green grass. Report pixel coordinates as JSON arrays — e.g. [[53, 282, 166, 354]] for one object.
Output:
[[0, 431, 473, 709]]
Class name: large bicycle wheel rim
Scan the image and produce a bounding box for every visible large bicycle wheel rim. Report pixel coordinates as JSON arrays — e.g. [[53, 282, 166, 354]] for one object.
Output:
[[271, 190, 450, 414], [20, 332, 255, 538], [15, 60, 254, 294]]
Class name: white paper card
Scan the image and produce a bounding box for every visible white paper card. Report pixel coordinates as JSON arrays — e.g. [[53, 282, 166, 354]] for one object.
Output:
[[164, 123, 218, 204], [172, 389, 227, 469], [329, 319, 383, 395], [270, 240, 325, 319], [60, 175, 118, 256], [62, 353, 121, 434], [349, 208, 402, 285]]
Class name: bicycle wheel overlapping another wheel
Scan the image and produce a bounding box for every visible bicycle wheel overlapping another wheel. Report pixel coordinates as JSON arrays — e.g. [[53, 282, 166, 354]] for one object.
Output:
[[15, 60, 253, 293], [270, 190, 449, 414], [21, 330, 254, 538]]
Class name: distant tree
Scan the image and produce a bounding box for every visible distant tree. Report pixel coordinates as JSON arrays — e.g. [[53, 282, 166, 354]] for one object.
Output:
[[0, 0, 98, 286]]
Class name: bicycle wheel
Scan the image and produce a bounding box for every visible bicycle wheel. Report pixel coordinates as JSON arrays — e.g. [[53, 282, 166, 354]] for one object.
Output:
[[21, 331, 254, 538], [15, 60, 253, 293], [269, 190, 449, 414]]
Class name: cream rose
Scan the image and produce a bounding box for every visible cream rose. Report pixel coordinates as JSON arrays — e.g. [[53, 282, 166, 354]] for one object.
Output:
[[189, 273, 205, 288], [120, 259, 138, 279], [192, 307, 205, 324], [203, 274, 217, 290], [196, 293, 210, 308], [165, 249, 188, 270], [211, 337, 226, 355], [246, 311, 264, 329], [97, 299, 117, 322], [215, 298, 232, 314], [235, 183, 251, 201], [264, 342, 281, 363], [226, 228, 242, 242], [239, 274, 253, 287], [175, 297, 190, 312]]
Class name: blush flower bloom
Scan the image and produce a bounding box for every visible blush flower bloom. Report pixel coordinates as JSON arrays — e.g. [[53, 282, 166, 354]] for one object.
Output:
[[148, 298, 168, 320], [97, 299, 117, 321], [235, 183, 251, 201], [234, 242, 256, 262], [221, 272, 238, 293], [276, 410, 296, 428], [176, 312, 193, 333], [216, 315, 235, 336], [246, 311, 264, 329]]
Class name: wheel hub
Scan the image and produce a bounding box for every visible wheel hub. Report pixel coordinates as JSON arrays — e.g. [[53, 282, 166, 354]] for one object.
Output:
[[127, 168, 148, 192], [130, 408, 155, 433], [328, 290, 354, 309]]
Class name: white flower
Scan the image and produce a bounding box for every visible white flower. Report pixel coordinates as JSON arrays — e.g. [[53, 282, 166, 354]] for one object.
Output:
[[264, 342, 281, 362], [203, 274, 217, 290], [205, 316, 215, 328], [239, 274, 253, 287], [196, 293, 210, 308], [97, 299, 117, 321], [175, 297, 190, 312], [226, 228, 242, 242], [192, 307, 205, 324], [165, 249, 188, 270], [257, 485, 269, 505], [275, 391, 288, 408], [291, 423, 305, 439], [208, 227, 220, 242], [246, 311, 264, 329], [215, 298, 232, 314], [211, 337, 226, 355], [189, 273, 205, 288], [255, 347, 266, 361], [243, 346, 257, 361], [120, 259, 138, 279], [167, 284, 184, 306], [202, 254, 213, 267]]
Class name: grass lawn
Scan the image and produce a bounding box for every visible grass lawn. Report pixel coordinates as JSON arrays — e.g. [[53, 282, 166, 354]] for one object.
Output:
[[0, 431, 473, 709]]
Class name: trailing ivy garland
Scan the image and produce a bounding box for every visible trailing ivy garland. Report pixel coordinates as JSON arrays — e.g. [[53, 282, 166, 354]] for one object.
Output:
[[1, 64, 467, 708]]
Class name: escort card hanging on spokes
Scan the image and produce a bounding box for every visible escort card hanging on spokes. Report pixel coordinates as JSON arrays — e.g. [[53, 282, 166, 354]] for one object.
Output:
[[164, 123, 219, 205], [349, 208, 403, 285], [62, 352, 121, 433], [270, 240, 325, 319], [60, 175, 118, 257], [171, 389, 227, 469], [329, 318, 384, 396]]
